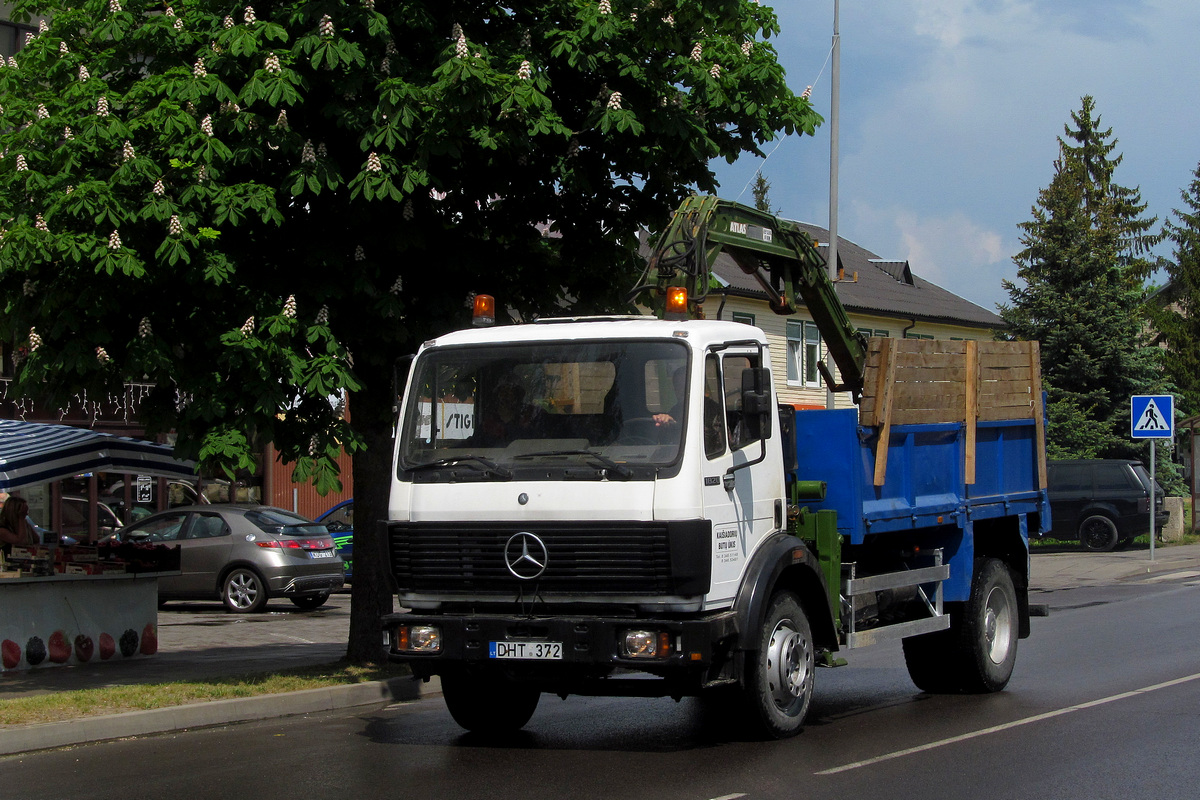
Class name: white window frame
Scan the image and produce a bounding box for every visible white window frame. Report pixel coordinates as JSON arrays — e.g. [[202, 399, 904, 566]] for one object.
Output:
[[786, 320, 823, 388]]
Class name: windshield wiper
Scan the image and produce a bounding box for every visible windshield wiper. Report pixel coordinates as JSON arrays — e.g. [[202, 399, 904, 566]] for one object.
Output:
[[407, 455, 512, 479], [511, 449, 633, 479]]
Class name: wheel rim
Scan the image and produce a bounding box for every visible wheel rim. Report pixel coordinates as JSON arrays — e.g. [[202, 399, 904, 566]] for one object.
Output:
[[227, 572, 259, 609], [982, 585, 1013, 665], [1081, 519, 1114, 550], [765, 618, 811, 710]]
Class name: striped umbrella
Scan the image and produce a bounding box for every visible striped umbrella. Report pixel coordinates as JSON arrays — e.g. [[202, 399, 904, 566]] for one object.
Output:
[[0, 419, 197, 490]]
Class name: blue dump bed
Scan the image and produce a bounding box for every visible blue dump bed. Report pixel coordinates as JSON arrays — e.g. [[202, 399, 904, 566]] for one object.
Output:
[[791, 407, 1050, 601]]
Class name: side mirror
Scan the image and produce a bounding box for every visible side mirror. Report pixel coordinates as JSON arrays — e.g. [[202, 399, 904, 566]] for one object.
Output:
[[740, 367, 773, 440]]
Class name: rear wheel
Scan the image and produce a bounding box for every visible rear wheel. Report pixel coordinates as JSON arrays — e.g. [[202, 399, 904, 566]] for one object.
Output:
[[903, 558, 1018, 693], [1079, 515, 1119, 552], [744, 592, 815, 739], [441, 671, 541, 734], [290, 592, 330, 611], [222, 568, 269, 613]]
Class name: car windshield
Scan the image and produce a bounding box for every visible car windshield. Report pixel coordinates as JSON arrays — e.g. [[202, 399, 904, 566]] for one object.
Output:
[[397, 339, 689, 480], [243, 509, 327, 535]]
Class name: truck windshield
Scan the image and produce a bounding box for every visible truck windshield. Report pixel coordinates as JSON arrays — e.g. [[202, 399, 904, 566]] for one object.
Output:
[[397, 339, 689, 479]]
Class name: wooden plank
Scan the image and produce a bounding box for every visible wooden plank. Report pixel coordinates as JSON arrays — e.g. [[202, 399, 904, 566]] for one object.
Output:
[[873, 338, 897, 486], [980, 364, 1033, 381], [1030, 341, 1047, 490], [977, 391, 1036, 408], [977, 352, 1039, 369], [977, 341, 1034, 355], [980, 405, 1037, 422], [965, 340, 978, 485], [889, 392, 967, 412]]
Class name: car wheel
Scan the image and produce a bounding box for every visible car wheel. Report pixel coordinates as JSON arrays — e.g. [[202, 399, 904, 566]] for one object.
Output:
[[290, 593, 330, 611], [222, 568, 269, 613], [1079, 514, 1119, 552]]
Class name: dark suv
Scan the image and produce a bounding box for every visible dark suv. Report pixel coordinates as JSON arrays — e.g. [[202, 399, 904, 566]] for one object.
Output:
[[1046, 459, 1169, 551]]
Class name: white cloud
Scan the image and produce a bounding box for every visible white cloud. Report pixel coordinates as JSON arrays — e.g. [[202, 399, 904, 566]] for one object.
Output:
[[849, 203, 1015, 311]]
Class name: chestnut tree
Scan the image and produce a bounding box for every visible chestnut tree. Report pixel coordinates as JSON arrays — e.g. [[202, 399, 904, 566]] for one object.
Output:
[[0, 0, 818, 660]]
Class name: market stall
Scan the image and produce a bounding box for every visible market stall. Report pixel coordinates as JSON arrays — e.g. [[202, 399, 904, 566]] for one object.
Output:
[[0, 420, 194, 671]]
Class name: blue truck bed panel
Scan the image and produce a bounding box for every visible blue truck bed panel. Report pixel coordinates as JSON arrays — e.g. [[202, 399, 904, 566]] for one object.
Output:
[[791, 407, 1049, 546]]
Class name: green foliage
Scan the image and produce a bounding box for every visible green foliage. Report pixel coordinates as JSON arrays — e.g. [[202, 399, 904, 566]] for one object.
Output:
[[0, 0, 817, 489], [1000, 96, 1163, 460], [1148, 160, 1200, 418], [751, 171, 777, 215]]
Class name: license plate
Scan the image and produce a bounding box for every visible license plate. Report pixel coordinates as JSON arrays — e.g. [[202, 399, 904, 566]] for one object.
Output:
[[309, 550, 334, 559], [490, 641, 562, 660]]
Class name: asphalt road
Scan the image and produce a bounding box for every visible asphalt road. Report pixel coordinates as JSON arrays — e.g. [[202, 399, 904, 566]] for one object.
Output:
[[4, 573, 1200, 800]]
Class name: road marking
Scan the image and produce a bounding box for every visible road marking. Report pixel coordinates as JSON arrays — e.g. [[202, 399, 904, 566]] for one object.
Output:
[[1144, 570, 1200, 583], [816, 671, 1200, 776], [708, 795, 747, 800], [270, 633, 317, 644]]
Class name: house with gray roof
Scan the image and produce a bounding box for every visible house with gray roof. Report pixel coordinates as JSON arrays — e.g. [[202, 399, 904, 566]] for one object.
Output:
[[697, 222, 1005, 408]]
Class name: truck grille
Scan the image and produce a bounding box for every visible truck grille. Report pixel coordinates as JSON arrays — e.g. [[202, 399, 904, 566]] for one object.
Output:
[[388, 521, 698, 596]]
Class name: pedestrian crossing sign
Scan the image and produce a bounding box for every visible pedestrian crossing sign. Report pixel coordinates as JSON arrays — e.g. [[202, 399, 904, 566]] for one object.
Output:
[[1131, 395, 1174, 439]]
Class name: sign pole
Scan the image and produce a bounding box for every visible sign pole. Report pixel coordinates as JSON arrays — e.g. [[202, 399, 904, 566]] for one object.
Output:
[[1150, 439, 1156, 561]]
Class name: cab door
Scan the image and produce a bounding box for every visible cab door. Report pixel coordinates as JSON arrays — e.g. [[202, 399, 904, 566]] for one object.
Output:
[[700, 349, 775, 606]]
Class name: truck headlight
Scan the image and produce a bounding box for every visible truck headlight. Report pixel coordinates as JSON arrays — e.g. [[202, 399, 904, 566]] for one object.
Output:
[[620, 630, 673, 659], [395, 625, 442, 653]]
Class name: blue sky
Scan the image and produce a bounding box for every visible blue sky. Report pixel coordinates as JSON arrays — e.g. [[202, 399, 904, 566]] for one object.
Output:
[[710, 0, 1200, 313]]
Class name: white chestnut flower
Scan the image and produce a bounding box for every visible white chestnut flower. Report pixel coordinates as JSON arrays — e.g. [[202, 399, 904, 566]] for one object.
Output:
[[606, 91, 622, 110]]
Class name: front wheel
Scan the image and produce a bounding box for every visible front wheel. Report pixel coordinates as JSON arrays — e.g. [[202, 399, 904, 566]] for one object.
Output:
[[222, 568, 269, 613], [744, 592, 815, 739], [441, 671, 541, 735], [903, 557, 1018, 693]]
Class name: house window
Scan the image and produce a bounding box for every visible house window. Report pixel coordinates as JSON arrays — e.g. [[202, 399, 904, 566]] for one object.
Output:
[[904, 332, 934, 340], [731, 312, 756, 327], [857, 327, 891, 338], [0, 21, 34, 59], [786, 321, 823, 388]]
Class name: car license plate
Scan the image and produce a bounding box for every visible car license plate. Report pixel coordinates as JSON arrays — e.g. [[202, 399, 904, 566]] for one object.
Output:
[[309, 550, 334, 559], [490, 641, 562, 660]]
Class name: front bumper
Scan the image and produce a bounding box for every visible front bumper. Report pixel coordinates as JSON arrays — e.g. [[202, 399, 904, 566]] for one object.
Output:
[[383, 611, 738, 687]]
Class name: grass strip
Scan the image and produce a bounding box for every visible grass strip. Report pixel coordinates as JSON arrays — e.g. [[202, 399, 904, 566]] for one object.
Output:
[[0, 662, 410, 727]]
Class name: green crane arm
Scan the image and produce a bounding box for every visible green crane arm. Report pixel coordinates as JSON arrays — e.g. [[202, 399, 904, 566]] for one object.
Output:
[[632, 195, 868, 400]]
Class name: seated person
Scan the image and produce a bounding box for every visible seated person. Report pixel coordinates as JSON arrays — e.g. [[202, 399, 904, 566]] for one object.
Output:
[[653, 367, 687, 430]]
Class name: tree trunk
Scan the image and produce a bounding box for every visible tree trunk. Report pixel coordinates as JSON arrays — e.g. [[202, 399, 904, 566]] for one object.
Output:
[[345, 384, 396, 664]]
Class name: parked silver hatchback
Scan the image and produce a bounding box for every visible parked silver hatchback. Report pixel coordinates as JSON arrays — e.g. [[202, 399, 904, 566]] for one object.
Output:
[[115, 504, 344, 612]]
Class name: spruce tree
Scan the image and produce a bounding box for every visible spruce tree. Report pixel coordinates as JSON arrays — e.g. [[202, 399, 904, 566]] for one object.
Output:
[[1150, 160, 1200, 417], [1001, 96, 1163, 460]]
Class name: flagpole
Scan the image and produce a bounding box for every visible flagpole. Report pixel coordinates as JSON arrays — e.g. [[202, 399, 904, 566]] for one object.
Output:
[[826, 0, 840, 410]]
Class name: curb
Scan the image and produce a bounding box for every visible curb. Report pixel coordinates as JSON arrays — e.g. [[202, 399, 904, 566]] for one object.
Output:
[[0, 676, 420, 756]]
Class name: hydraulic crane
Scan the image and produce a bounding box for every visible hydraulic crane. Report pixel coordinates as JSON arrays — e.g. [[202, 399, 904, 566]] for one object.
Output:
[[630, 195, 868, 400]]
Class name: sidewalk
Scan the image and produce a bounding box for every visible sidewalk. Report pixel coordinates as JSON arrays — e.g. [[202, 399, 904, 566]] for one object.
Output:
[[1030, 540, 1200, 590], [5, 542, 1200, 756]]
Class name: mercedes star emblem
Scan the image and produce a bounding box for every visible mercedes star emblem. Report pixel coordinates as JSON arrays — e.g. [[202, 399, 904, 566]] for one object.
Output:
[[504, 532, 548, 580]]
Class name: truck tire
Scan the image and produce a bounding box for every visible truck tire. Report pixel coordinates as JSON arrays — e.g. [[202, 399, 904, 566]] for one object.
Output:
[[1078, 514, 1119, 552], [745, 591, 815, 739], [902, 558, 1018, 694], [441, 671, 540, 734]]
